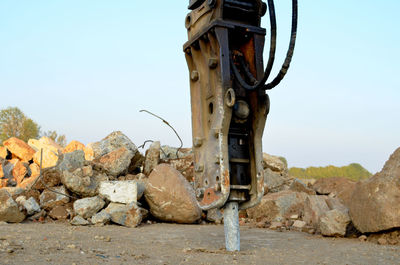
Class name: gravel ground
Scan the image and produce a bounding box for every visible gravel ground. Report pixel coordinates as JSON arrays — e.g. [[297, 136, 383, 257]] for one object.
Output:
[[0, 222, 399, 265]]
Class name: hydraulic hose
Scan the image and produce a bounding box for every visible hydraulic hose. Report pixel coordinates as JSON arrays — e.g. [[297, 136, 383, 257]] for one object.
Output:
[[231, 0, 277, 91], [231, 0, 298, 91]]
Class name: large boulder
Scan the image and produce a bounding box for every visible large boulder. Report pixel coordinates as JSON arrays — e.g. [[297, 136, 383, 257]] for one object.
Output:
[[93, 147, 134, 177], [246, 190, 308, 222], [349, 148, 400, 233], [144, 164, 201, 223], [0, 189, 26, 223], [90, 131, 138, 159], [3, 137, 35, 162]]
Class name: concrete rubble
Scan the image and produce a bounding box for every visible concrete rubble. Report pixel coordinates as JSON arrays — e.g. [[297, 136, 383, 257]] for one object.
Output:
[[0, 132, 399, 245]]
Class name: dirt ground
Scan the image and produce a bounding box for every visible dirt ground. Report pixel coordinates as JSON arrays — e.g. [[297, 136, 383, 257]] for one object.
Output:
[[0, 222, 399, 265]]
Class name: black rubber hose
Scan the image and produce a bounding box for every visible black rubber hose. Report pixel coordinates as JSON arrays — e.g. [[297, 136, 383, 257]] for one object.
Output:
[[230, 0, 277, 91], [264, 0, 298, 90], [231, 0, 298, 91]]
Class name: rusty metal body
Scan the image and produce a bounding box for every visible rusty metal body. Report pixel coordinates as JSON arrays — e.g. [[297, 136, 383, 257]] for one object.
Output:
[[184, 0, 269, 211]]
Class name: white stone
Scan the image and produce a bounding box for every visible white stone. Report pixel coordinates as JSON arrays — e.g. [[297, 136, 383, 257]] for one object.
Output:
[[99, 181, 141, 204], [16, 196, 41, 216]]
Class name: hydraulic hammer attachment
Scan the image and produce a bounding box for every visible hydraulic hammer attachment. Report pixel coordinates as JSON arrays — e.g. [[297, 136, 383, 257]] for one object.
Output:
[[184, 0, 297, 251]]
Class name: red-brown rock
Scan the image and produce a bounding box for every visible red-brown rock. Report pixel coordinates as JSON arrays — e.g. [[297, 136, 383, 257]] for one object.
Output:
[[3, 137, 35, 162], [12, 161, 28, 186], [0, 146, 8, 159], [349, 147, 400, 233], [246, 190, 308, 222], [63, 140, 85, 154]]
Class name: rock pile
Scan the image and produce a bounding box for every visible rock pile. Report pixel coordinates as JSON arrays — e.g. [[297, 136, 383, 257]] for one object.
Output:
[[0, 132, 200, 227], [1, 132, 399, 245], [245, 147, 400, 244]]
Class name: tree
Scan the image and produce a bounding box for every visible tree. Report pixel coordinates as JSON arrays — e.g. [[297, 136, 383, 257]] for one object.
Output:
[[42, 130, 67, 147], [0, 107, 40, 144]]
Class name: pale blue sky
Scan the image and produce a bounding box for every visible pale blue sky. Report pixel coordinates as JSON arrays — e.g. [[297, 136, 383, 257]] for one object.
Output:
[[1, 1, 399, 173]]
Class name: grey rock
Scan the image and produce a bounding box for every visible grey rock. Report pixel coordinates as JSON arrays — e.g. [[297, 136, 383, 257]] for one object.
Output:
[[262, 153, 287, 172], [264, 168, 289, 193], [57, 150, 86, 172], [290, 179, 316, 195], [99, 180, 142, 204], [303, 195, 330, 228], [70, 215, 90, 226], [0, 189, 26, 223], [1, 187, 25, 197], [160, 146, 192, 160], [104, 203, 148, 228], [39, 186, 70, 210], [91, 131, 138, 159], [143, 141, 160, 176], [319, 209, 351, 237], [15, 196, 41, 216], [61, 166, 108, 197], [207, 208, 223, 224], [91, 211, 111, 225], [292, 220, 307, 229], [73, 196, 105, 219]]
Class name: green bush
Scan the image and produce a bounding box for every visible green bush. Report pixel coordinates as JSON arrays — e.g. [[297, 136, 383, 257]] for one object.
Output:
[[289, 163, 372, 181]]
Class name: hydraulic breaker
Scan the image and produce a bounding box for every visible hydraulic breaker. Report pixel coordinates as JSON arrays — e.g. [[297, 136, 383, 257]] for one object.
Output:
[[184, 0, 297, 251]]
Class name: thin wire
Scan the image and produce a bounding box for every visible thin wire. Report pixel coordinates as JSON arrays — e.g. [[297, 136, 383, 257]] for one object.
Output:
[[139, 110, 183, 159]]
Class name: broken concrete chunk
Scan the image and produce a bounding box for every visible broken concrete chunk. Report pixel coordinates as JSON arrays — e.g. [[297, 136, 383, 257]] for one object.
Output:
[[99, 180, 142, 204]]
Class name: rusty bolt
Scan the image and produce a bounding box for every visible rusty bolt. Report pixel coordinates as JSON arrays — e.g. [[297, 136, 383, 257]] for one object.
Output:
[[195, 164, 204, 173], [191, 70, 199, 81], [193, 137, 203, 148], [208, 58, 218, 69]]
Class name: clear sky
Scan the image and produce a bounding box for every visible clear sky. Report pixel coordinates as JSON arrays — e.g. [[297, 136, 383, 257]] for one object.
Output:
[[1, 1, 399, 173]]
